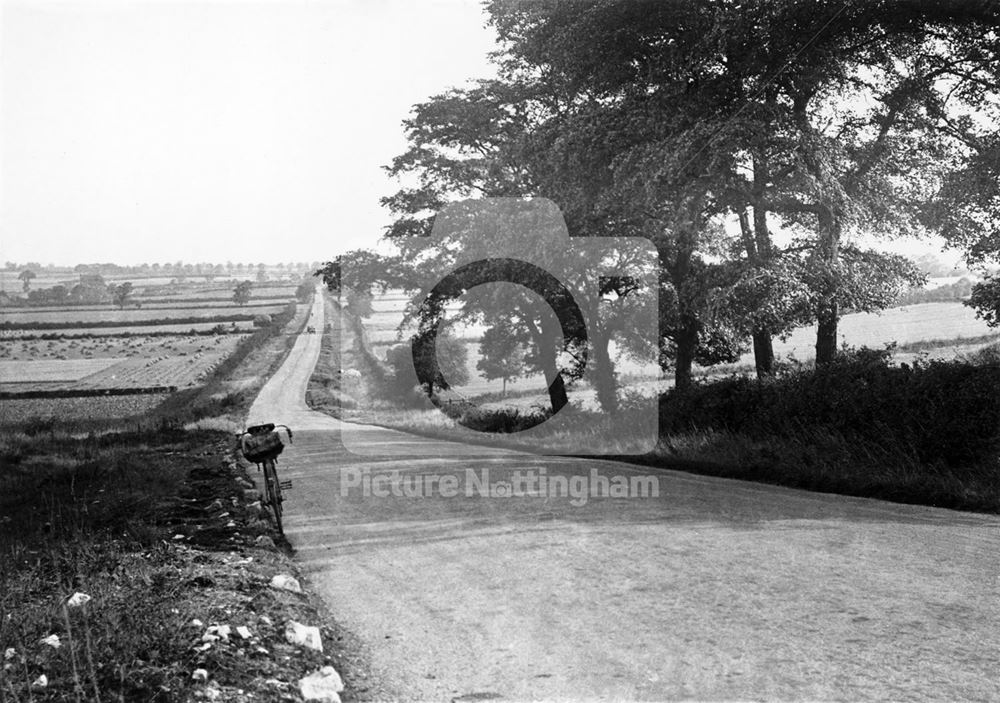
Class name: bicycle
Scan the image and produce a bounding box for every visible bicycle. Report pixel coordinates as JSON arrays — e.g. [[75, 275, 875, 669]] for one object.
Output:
[[236, 423, 293, 534]]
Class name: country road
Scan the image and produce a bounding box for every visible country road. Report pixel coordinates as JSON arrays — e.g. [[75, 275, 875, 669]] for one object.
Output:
[[248, 290, 1000, 701]]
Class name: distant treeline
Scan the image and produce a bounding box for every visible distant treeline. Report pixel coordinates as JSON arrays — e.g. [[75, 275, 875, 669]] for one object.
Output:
[[0, 298, 290, 311], [896, 277, 974, 306], [4, 262, 318, 276]]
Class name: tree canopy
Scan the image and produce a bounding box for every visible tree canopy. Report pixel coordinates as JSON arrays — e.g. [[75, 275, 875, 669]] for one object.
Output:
[[375, 0, 1000, 392]]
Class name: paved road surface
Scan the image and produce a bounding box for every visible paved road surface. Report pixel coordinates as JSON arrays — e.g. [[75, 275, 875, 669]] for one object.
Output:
[[249, 290, 1000, 701]]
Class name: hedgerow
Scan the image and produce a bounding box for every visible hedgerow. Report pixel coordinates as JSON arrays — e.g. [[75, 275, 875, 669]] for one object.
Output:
[[661, 347, 1000, 470]]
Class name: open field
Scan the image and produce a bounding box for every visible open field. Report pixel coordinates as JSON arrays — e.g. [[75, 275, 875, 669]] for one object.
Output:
[[759, 302, 995, 361], [0, 334, 250, 396], [12, 299, 289, 312], [361, 294, 997, 402], [0, 278, 309, 428], [0, 304, 287, 325], [0, 333, 247, 361], [362, 289, 661, 402], [0, 358, 119, 382], [0, 320, 256, 337], [0, 394, 167, 425], [135, 282, 299, 300]]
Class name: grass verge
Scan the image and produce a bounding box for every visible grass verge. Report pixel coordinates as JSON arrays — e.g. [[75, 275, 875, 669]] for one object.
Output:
[[0, 428, 378, 702], [2, 286, 386, 701]]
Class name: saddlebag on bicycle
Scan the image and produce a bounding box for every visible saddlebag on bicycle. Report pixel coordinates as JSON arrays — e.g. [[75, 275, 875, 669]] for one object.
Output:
[[241, 430, 284, 463]]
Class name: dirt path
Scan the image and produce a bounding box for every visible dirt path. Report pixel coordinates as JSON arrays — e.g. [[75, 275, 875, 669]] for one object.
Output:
[[249, 289, 1000, 701]]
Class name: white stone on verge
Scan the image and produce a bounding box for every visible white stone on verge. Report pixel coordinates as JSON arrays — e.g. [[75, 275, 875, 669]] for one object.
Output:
[[66, 592, 91, 608], [284, 620, 323, 652], [269, 574, 302, 593], [299, 665, 344, 702]]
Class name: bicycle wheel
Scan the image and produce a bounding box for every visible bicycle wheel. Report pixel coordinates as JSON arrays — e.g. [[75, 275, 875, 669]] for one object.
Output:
[[263, 458, 284, 534]]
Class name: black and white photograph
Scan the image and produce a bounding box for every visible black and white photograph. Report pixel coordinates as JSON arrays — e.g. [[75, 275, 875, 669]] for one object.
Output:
[[3, 1, 1000, 700]]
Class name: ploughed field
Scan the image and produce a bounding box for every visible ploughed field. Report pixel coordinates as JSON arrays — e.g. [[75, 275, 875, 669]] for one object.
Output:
[[0, 279, 300, 423]]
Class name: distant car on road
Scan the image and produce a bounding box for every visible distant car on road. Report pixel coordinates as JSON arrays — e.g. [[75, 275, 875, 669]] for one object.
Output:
[[306, 326, 316, 334]]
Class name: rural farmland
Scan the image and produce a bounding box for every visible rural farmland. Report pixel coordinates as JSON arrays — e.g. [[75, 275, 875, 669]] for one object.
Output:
[[0, 271, 310, 427], [10, 3, 1000, 700], [352, 289, 1000, 411]]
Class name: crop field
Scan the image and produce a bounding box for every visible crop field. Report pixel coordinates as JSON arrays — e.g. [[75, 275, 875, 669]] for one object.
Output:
[[0, 304, 288, 325], [0, 358, 120, 382], [1, 321, 256, 338], [0, 274, 298, 425], [0, 334, 247, 392]]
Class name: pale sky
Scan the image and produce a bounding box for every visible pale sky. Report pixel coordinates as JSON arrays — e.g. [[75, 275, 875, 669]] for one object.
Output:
[[0, 0, 497, 266], [0, 0, 958, 269]]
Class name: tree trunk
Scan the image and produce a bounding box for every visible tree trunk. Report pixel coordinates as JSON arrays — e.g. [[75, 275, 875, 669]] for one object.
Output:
[[674, 316, 699, 391], [752, 329, 774, 377], [547, 373, 569, 413], [814, 209, 842, 366], [738, 200, 777, 378], [655, 233, 701, 391], [815, 302, 839, 364], [591, 329, 618, 413], [523, 314, 569, 414]]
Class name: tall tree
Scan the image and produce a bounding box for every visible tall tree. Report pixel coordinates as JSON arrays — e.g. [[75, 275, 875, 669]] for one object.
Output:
[[386, 330, 470, 399], [233, 280, 253, 306], [486, 0, 994, 368], [477, 321, 528, 397], [18, 269, 35, 293], [111, 282, 133, 309]]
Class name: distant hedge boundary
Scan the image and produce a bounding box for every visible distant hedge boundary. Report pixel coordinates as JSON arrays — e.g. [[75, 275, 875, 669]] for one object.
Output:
[[0, 386, 176, 399], [661, 347, 1000, 469]]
